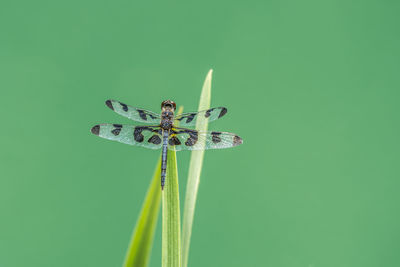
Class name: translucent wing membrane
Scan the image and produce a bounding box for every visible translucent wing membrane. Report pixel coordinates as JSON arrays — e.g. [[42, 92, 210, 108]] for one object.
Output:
[[168, 127, 243, 151], [173, 107, 227, 127], [105, 100, 161, 123], [91, 124, 163, 150]]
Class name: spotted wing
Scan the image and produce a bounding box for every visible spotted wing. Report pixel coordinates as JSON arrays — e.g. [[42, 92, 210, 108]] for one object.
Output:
[[168, 127, 243, 151], [173, 107, 227, 127], [91, 124, 163, 149], [105, 100, 161, 123]]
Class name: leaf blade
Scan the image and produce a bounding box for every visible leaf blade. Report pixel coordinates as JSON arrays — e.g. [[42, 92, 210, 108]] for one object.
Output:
[[162, 150, 181, 267], [162, 106, 184, 267], [182, 69, 212, 267], [123, 160, 162, 267]]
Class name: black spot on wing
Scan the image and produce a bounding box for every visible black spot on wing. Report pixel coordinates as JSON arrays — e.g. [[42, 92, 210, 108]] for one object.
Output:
[[211, 131, 222, 144], [134, 126, 159, 143], [111, 124, 122, 136], [111, 129, 121, 136], [185, 113, 196, 123], [171, 129, 198, 146], [134, 127, 144, 142], [148, 135, 161, 144], [105, 100, 114, 110], [120, 102, 128, 112], [233, 135, 243, 146], [91, 125, 100, 135], [205, 108, 214, 118], [176, 114, 195, 123], [218, 107, 227, 118], [185, 130, 198, 146], [169, 136, 181, 146], [137, 109, 147, 121], [185, 138, 195, 146]]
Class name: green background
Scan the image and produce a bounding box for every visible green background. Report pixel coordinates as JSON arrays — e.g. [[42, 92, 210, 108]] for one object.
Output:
[[1, 1, 399, 266]]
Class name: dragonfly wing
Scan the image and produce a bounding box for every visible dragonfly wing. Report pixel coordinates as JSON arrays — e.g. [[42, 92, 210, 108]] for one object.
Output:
[[91, 124, 163, 150], [168, 127, 243, 151], [105, 100, 161, 123], [173, 107, 227, 127]]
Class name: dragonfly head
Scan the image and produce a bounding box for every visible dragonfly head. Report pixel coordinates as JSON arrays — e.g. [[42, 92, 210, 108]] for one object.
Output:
[[161, 100, 176, 111]]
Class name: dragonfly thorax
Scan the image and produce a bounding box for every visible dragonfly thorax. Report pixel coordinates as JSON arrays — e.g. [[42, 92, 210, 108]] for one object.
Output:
[[160, 119, 173, 129], [160, 100, 175, 130]]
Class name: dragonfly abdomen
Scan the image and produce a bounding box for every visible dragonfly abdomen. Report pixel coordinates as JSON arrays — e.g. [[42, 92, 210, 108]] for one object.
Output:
[[161, 130, 169, 190]]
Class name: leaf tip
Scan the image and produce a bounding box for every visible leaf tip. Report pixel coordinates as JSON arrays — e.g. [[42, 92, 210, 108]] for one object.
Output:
[[206, 69, 213, 79]]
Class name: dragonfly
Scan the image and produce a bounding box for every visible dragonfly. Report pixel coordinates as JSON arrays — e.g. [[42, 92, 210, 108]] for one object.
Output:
[[91, 100, 243, 189]]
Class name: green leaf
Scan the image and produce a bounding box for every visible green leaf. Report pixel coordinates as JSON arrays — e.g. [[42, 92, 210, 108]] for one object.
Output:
[[162, 149, 181, 267], [182, 69, 213, 267], [162, 105, 184, 267], [123, 160, 162, 267]]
